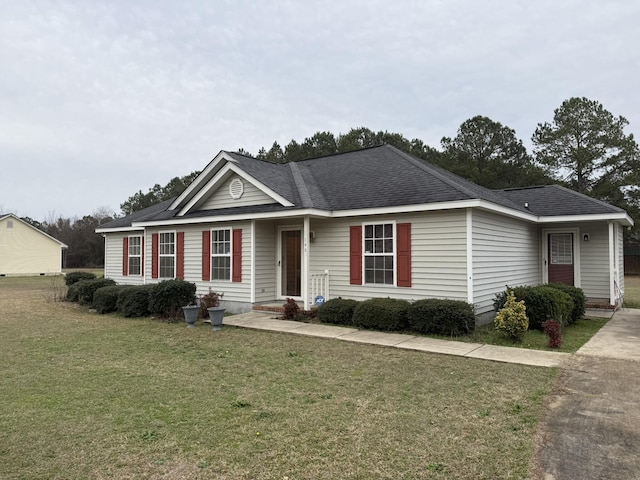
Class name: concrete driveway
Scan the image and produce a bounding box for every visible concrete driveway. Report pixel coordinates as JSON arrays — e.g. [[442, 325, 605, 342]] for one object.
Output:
[[535, 309, 640, 479]]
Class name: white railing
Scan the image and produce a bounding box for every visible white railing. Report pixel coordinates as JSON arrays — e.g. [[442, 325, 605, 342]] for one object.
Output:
[[310, 270, 329, 306]]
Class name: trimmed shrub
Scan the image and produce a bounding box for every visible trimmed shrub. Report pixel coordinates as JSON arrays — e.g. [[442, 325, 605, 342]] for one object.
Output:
[[548, 283, 585, 324], [67, 278, 116, 305], [353, 298, 410, 331], [93, 285, 131, 314], [318, 298, 359, 326], [407, 298, 474, 336], [494, 290, 529, 342], [66, 282, 82, 302], [537, 286, 573, 327], [65, 271, 97, 286], [148, 280, 197, 318], [495, 285, 573, 330], [117, 285, 154, 317]]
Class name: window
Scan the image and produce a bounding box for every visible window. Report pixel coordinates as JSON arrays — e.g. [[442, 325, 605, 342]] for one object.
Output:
[[128, 236, 142, 276], [159, 232, 175, 278], [551, 233, 573, 264], [211, 229, 231, 280], [364, 223, 394, 285]]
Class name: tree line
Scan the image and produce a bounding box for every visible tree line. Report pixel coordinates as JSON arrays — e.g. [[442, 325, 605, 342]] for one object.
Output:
[[123, 96, 638, 234], [22, 209, 114, 269], [22, 96, 640, 267]]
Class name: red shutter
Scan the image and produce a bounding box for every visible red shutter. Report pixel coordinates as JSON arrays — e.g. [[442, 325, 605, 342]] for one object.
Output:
[[122, 237, 129, 276], [151, 233, 159, 279], [176, 232, 185, 280], [397, 223, 412, 287], [350, 226, 362, 285], [202, 230, 211, 281], [141, 237, 145, 276], [232, 229, 242, 283]]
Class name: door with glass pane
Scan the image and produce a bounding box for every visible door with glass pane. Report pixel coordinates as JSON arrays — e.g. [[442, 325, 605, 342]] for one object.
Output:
[[548, 233, 574, 285]]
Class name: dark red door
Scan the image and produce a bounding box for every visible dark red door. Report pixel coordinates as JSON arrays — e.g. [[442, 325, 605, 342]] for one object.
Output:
[[281, 230, 301, 297], [548, 233, 574, 285]]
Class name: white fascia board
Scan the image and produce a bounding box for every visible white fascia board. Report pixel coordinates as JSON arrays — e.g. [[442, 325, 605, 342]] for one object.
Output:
[[329, 199, 538, 222], [133, 200, 535, 227], [134, 209, 321, 227], [177, 163, 294, 216], [168, 151, 235, 210], [538, 212, 634, 226], [95, 226, 146, 234]]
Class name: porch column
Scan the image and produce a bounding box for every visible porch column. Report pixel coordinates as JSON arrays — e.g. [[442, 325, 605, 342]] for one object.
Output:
[[303, 215, 310, 310], [466, 208, 473, 304], [608, 221, 616, 306], [250, 220, 256, 304]]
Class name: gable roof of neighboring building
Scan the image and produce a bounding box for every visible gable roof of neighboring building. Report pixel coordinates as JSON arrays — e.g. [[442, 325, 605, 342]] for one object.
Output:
[[96, 145, 633, 231], [0, 213, 68, 248]]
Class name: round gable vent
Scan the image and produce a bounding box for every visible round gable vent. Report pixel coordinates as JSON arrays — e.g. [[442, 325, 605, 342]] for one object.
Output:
[[229, 178, 244, 199]]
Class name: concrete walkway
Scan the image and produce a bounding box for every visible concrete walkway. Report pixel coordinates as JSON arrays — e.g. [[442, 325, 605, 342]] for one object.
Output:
[[225, 311, 571, 367], [536, 308, 640, 480]]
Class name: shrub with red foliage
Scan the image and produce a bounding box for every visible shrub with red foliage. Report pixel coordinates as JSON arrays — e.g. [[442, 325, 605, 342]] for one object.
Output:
[[542, 319, 563, 348], [282, 298, 301, 320]]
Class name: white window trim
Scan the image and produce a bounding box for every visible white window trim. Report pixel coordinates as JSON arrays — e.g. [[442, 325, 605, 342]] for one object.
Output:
[[158, 230, 176, 279], [210, 228, 232, 282], [128, 235, 142, 276], [362, 220, 397, 287]]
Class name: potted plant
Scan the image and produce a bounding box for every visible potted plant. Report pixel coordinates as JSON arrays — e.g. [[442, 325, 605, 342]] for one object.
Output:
[[200, 289, 225, 331], [182, 304, 200, 328]]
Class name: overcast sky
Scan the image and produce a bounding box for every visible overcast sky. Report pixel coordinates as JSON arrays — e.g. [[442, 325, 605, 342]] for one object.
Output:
[[2, 0, 639, 221]]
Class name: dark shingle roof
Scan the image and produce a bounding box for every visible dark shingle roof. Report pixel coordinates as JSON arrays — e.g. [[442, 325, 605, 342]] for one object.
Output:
[[294, 145, 528, 212], [97, 198, 177, 229], [100, 145, 627, 229], [497, 185, 626, 216]]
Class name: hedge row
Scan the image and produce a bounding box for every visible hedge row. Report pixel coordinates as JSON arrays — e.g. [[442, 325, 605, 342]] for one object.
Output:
[[318, 297, 474, 336], [493, 283, 585, 329], [67, 279, 197, 319]]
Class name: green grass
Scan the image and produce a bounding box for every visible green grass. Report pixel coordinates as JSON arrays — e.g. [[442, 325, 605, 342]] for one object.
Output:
[[623, 275, 640, 308], [462, 316, 609, 353], [0, 276, 557, 479]]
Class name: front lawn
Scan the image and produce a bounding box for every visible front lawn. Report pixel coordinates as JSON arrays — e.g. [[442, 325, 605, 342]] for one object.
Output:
[[0, 277, 557, 479]]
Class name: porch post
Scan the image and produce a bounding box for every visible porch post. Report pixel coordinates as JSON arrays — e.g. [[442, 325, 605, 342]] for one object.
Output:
[[303, 215, 310, 310], [250, 220, 256, 304], [608, 221, 616, 306], [466, 208, 473, 304]]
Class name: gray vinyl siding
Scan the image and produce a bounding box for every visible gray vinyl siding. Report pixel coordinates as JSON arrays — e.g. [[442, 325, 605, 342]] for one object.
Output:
[[254, 220, 277, 302], [472, 210, 539, 315], [144, 223, 252, 304], [104, 232, 146, 285], [575, 222, 610, 300], [198, 174, 277, 210], [308, 210, 468, 303]]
